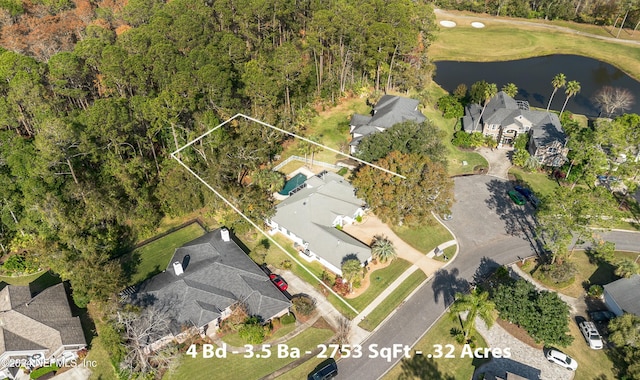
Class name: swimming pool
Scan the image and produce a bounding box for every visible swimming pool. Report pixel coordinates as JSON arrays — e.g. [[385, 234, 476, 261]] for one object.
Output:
[[278, 173, 308, 196]]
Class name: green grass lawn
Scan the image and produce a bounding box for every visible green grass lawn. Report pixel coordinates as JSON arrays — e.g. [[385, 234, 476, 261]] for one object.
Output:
[[122, 223, 206, 286], [347, 259, 411, 311], [165, 326, 333, 380], [529, 250, 638, 298], [0, 269, 57, 287], [430, 14, 640, 81], [359, 269, 427, 331], [383, 313, 489, 380], [87, 335, 118, 380], [564, 319, 618, 380], [392, 218, 454, 255], [509, 167, 559, 198], [433, 245, 457, 263], [221, 323, 296, 347]]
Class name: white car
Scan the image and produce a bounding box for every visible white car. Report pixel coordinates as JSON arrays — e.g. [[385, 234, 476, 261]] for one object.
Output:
[[546, 349, 578, 371], [579, 321, 604, 349]]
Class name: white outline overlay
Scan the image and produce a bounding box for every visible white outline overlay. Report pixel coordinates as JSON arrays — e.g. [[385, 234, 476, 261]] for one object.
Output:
[[171, 114, 406, 315]]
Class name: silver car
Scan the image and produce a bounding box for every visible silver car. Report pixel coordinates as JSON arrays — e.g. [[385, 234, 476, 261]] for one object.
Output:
[[546, 349, 578, 371]]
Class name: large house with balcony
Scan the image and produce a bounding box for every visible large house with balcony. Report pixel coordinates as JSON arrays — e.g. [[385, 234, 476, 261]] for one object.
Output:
[[267, 171, 371, 275], [349, 95, 426, 154], [462, 91, 569, 167]]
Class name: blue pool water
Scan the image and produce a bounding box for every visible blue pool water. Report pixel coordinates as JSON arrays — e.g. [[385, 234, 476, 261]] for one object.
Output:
[[279, 173, 308, 195]]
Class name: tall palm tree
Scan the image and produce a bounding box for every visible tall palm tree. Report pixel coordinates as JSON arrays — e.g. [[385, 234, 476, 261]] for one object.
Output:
[[501, 82, 518, 98], [559, 80, 581, 119], [473, 83, 498, 132], [371, 235, 397, 263], [449, 288, 495, 341], [547, 73, 566, 112]]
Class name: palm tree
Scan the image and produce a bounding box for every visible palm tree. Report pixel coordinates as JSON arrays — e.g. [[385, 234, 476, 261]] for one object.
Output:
[[473, 83, 498, 132], [449, 288, 496, 341], [615, 258, 639, 278], [559, 80, 581, 118], [501, 82, 518, 98], [547, 73, 566, 112], [371, 235, 397, 263]]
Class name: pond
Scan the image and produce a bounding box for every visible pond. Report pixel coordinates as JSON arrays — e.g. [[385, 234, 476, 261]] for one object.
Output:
[[433, 55, 640, 117]]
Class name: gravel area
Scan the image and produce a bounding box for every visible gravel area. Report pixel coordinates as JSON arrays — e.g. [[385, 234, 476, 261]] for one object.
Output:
[[474, 318, 575, 380]]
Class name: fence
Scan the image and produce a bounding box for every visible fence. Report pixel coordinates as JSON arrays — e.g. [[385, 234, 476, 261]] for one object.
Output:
[[273, 155, 339, 171]]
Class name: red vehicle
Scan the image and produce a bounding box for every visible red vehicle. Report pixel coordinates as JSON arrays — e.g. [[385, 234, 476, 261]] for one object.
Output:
[[269, 273, 288, 291]]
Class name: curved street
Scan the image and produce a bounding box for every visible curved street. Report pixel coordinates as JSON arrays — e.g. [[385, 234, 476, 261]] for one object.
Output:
[[335, 174, 640, 380]]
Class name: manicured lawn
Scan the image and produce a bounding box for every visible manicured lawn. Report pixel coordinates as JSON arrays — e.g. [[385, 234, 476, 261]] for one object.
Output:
[[123, 223, 206, 286], [347, 259, 412, 311], [392, 218, 454, 255], [359, 269, 427, 331], [430, 13, 640, 81], [277, 357, 327, 380], [165, 326, 333, 380], [509, 167, 559, 198], [422, 103, 488, 176], [433, 245, 457, 263], [308, 97, 370, 150], [0, 270, 56, 287], [564, 319, 617, 380], [384, 313, 489, 380], [87, 335, 118, 380], [529, 250, 638, 298]]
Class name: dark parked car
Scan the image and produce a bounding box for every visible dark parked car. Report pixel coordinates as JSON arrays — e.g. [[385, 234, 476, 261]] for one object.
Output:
[[515, 185, 540, 207], [508, 190, 526, 205], [269, 273, 288, 291], [308, 359, 338, 380]]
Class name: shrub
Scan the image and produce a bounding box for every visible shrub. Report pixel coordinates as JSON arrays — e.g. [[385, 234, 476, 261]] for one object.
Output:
[[238, 323, 266, 344], [337, 167, 348, 176], [281, 259, 292, 269], [332, 276, 350, 296], [540, 262, 577, 285], [2, 254, 39, 275], [355, 215, 362, 223], [452, 130, 472, 148], [588, 284, 604, 298], [30, 365, 59, 379], [281, 314, 296, 325], [292, 295, 316, 316]]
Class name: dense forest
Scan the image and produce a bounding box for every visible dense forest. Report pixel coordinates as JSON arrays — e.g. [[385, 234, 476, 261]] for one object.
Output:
[[0, 0, 436, 307], [434, 0, 640, 26]]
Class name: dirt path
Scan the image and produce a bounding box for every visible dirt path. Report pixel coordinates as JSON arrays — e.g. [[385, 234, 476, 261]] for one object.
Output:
[[343, 215, 444, 276], [435, 8, 640, 46]]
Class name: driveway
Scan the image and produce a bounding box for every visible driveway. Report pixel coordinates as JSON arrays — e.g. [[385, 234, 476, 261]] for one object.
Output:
[[343, 215, 444, 275], [337, 175, 538, 379], [476, 147, 513, 180]]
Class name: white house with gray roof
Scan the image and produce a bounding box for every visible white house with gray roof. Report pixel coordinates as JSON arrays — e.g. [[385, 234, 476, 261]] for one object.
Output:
[[462, 91, 569, 166], [267, 171, 371, 276], [349, 95, 426, 154], [603, 274, 640, 317], [130, 229, 291, 338], [0, 283, 86, 379]]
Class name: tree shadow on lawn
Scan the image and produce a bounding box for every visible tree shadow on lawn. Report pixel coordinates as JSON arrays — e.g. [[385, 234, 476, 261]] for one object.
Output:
[[399, 354, 455, 380], [432, 268, 470, 307], [484, 179, 544, 255]]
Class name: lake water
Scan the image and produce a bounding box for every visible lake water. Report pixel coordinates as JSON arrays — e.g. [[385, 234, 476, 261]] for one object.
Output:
[[433, 55, 640, 117]]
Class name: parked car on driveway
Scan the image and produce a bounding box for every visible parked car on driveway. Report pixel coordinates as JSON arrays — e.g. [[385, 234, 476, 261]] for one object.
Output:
[[269, 273, 288, 291], [579, 321, 604, 349], [546, 349, 578, 370], [514, 185, 540, 207], [508, 190, 526, 205]]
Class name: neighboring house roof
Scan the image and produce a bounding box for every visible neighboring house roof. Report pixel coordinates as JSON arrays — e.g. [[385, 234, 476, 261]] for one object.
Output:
[[132, 230, 291, 334], [271, 172, 370, 270], [604, 274, 640, 316], [350, 95, 426, 146], [0, 283, 86, 358], [529, 112, 566, 147]]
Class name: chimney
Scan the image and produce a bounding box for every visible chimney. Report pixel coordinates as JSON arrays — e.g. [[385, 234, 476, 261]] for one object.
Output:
[[172, 261, 184, 276], [221, 228, 230, 242]]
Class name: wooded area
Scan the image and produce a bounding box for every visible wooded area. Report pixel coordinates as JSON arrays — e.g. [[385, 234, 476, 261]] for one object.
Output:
[[0, 0, 436, 307]]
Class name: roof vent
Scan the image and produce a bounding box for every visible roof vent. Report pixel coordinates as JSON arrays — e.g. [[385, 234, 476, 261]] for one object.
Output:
[[173, 261, 184, 276], [221, 228, 230, 242]]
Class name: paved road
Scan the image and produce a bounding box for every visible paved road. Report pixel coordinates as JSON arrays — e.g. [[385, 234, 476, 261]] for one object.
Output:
[[336, 175, 640, 379]]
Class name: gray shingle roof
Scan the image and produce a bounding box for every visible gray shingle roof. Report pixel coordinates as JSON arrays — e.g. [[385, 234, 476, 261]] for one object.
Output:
[[350, 96, 426, 140], [0, 283, 86, 360], [529, 112, 566, 146], [133, 229, 291, 334], [604, 274, 640, 316], [271, 172, 371, 271]]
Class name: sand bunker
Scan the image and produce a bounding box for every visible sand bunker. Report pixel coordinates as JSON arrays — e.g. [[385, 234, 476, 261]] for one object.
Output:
[[471, 22, 485, 28], [439, 20, 456, 28]]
